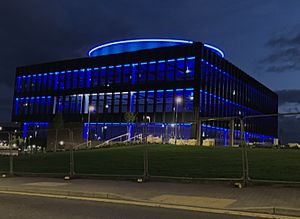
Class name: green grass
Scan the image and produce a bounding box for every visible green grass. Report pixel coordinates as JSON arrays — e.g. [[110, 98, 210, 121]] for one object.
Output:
[[247, 148, 300, 181], [1, 145, 300, 182], [0, 156, 9, 172]]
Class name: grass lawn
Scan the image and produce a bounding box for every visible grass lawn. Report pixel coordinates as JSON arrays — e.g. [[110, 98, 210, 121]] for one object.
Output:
[[1, 144, 299, 181], [247, 148, 300, 181]]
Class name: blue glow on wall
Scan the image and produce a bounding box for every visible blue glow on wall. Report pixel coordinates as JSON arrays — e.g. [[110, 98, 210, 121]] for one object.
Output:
[[23, 122, 49, 138], [82, 122, 275, 142]]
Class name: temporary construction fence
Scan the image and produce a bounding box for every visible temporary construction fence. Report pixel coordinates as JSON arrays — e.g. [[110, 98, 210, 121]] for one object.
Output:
[[0, 113, 300, 184]]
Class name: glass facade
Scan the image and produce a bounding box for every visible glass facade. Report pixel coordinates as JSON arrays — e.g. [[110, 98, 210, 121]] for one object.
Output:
[[13, 42, 278, 144]]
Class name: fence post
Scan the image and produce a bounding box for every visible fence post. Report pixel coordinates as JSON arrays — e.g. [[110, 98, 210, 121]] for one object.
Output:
[[9, 133, 14, 176], [143, 146, 149, 181], [240, 118, 248, 185], [69, 129, 75, 178]]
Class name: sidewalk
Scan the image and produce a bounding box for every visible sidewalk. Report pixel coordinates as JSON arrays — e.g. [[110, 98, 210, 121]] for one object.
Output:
[[0, 176, 300, 217]]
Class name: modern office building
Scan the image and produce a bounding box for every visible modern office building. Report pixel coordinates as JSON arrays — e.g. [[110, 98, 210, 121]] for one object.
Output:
[[12, 39, 278, 148]]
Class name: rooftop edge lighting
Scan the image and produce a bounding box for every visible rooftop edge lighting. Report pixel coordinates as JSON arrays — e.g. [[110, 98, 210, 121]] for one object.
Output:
[[88, 38, 224, 58], [203, 43, 225, 58]]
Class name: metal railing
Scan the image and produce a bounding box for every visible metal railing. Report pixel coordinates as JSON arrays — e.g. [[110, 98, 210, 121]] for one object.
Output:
[[94, 133, 129, 148], [123, 133, 143, 143], [74, 140, 91, 150]]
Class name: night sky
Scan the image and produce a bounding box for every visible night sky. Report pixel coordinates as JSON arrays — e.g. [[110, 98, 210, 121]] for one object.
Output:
[[1, 1, 300, 141]]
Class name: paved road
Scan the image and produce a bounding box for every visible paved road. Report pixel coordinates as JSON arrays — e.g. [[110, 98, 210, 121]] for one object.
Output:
[[0, 194, 254, 219]]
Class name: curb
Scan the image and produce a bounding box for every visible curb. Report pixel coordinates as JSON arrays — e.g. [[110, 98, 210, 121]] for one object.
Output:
[[0, 186, 139, 202], [0, 187, 298, 219]]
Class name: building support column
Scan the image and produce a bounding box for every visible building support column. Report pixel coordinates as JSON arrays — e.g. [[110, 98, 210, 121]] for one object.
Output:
[[191, 88, 200, 145]]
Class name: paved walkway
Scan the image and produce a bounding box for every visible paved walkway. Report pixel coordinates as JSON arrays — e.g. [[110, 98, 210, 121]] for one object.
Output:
[[0, 177, 299, 216]]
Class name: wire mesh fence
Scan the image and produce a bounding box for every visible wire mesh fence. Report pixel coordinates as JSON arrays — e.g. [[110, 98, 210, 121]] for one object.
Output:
[[73, 145, 145, 176], [0, 114, 300, 184], [0, 156, 9, 173], [243, 113, 300, 183], [147, 144, 243, 179]]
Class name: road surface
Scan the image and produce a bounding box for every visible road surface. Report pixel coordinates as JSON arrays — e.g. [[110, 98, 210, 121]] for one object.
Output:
[[0, 193, 257, 219]]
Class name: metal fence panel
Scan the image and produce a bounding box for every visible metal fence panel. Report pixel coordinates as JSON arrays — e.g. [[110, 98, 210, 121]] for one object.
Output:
[[148, 144, 243, 179]]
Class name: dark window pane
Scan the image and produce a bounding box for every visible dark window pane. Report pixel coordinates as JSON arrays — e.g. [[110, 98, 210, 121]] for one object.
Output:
[[157, 61, 165, 81]]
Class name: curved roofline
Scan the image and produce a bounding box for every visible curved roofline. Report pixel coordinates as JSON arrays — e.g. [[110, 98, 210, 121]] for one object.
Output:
[[88, 38, 224, 58], [203, 43, 225, 58]]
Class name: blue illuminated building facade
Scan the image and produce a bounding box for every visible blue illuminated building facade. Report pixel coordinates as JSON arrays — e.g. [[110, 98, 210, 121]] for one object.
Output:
[[12, 39, 278, 147]]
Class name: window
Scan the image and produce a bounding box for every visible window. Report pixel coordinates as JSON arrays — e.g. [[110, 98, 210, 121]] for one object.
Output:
[[138, 92, 145, 112], [98, 93, 104, 113], [46, 97, 52, 114], [48, 74, 53, 91], [86, 69, 91, 88], [16, 77, 21, 93], [185, 57, 195, 80], [54, 73, 59, 90], [40, 97, 46, 114], [58, 96, 63, 113], [185, 89, 194, 112], [91, 94, 97, 110], [157, 60, 165, 81], [113, 92, 120, 113], [132, 64, 138, 84], [115, 66, 122, 84], [92, 68, 99, 87], [130, 92, 136, 112], [175, 89, 183, 112], [15, 98, 19, 115], [147, 91, 154, 112], [106, 93, 112, 113], [148, 61, 156, 82], [79, 69, 85, 88], [165, 90, 173, 112], [64, 96, 70, 113], [30, 98, 35, 115], [166, 59, 175, 81], [59, 73, 65, 90], [72, 70, 78, 89], [70, 95, 76, 113], [139, 63, 147, 84], [66, 71, 72, 89], [20, 76, 26, 92], [42, 74, 48, 91], [123, 64, 131, 84], [37, 74, 42, 92], [26, 97, 35, 115], [77, 95, 83, 114], [31, 75, 37, 92], [24, 98, 29, 115], [107, 66, 114, 85], [26, 76, 31, 92], [176, 58, 185, 81], [121, 92, 128, 112], [100, 67, 106, 86], [156, 90, 163, 112]]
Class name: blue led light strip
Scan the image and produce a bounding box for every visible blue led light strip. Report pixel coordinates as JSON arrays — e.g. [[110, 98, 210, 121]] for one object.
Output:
[[88, 39, 193, 57], [203, 44, 225, 58], [83, 122, 275, 141], [88, 38, 224, 58]]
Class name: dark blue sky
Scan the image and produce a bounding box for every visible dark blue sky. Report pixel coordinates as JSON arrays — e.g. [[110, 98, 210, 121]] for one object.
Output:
[[1, 0, 300, 123]]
